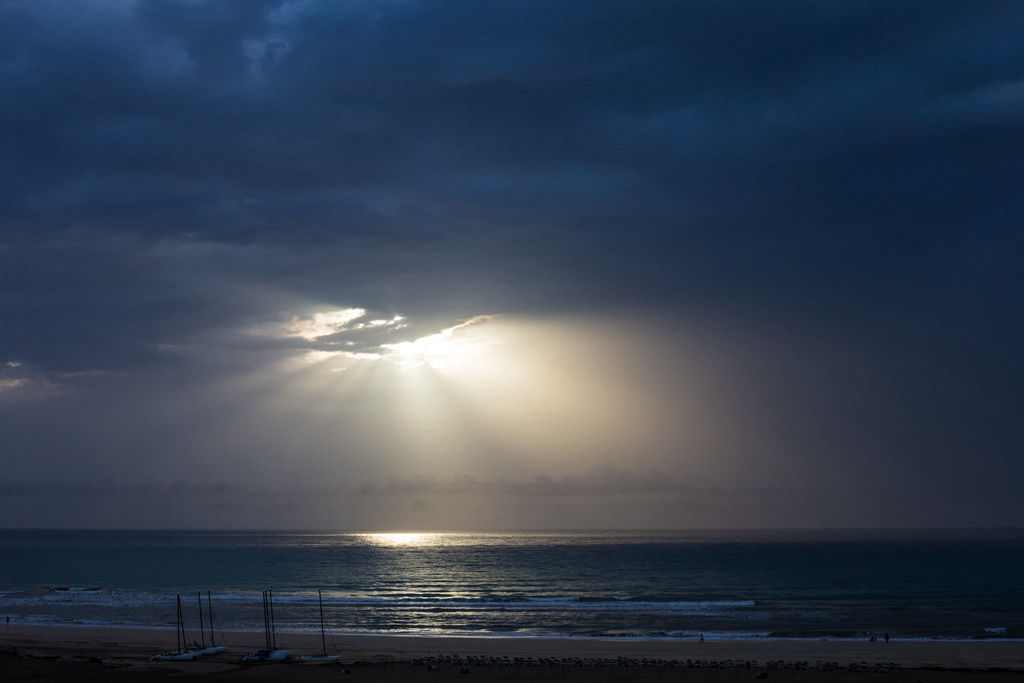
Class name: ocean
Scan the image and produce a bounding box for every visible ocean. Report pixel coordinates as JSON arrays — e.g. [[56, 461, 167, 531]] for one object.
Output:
[[1, 529, 1022, 641]]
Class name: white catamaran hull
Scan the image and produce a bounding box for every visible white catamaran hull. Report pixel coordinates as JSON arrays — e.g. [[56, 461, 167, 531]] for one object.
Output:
[[300, 654, 342, 663], [242, 649, 292, 662]]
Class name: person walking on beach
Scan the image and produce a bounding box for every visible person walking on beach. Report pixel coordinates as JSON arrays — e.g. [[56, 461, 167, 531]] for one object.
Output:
[[699, 633, 705, 643], [884, 633, 890, 643]]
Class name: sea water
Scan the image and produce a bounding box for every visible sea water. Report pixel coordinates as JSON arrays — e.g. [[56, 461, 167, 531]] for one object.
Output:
[[1, 529, 1022, 640]]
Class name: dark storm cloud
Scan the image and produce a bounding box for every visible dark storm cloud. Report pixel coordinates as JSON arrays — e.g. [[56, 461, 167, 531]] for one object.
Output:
[[3, 2, 1020, 267], [1, 1, 1022, 526]]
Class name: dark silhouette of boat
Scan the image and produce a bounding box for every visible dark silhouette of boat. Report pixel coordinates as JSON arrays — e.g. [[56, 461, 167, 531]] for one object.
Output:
[[242, 589, 291, 662], [299, 589, 341, 663]]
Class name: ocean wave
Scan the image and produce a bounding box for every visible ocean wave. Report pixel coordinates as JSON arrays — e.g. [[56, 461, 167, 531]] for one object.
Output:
[[2, 589, 167, 608], [4, 588, 756, 614], [222, 593, 757, 613]]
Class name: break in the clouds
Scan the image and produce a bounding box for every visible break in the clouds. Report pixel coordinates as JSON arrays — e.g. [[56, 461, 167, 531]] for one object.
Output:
[[0, 1, 1022, 528]]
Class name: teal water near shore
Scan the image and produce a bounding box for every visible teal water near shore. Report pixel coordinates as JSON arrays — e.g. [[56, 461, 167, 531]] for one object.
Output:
[[1, 529, 1022, 640]]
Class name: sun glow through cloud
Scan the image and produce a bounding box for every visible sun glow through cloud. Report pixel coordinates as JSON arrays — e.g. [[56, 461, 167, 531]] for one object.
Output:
[[287, 307, 366, 340], [247, 311, 682, 487], [284, 310, 498, 374], [381, 315, 494, 372]]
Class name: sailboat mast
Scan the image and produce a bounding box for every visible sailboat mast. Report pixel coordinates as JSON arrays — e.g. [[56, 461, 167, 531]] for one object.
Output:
[[268, 589, 277, 650], [197, 591, 205, 649], [207, 591, 215, 646], [262, 590, 270, 651], [318, 589, 327, 657], [176, 594, 184, 653], [175, 594, 181, 653]]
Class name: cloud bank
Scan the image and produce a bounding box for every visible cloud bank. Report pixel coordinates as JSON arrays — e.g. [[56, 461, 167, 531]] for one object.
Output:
[[0, 1, 1021, 527]]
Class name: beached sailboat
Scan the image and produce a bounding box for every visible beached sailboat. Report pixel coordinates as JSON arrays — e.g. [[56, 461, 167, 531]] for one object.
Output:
[[242, 589, 292, 662], [151, 594, 199, 661], [190, 590, 227, 655], [299, 589, 342, 663]]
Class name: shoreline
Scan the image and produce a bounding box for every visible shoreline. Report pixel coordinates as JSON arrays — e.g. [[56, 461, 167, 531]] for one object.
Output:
[[6, 619, 1024, 643], [3, 623, 1024, 669]]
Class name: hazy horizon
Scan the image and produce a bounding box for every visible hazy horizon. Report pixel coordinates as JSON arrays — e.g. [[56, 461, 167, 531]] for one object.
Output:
[[3, 527, 1023, 537]]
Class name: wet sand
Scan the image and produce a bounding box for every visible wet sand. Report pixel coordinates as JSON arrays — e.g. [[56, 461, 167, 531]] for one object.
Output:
[[2, 624, 1023, 681]]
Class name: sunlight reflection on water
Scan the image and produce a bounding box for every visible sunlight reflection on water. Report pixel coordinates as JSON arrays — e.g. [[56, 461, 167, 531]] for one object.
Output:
[[358, 532, 445, 547]]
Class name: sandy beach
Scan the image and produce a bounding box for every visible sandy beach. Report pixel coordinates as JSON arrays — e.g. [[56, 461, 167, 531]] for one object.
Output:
[[2, 624, 1023, 682]]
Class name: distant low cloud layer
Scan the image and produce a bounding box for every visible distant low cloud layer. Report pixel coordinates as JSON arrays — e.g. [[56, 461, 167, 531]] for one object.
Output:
[[1, 1, 1021, 527], [0, 467, 932, 529]]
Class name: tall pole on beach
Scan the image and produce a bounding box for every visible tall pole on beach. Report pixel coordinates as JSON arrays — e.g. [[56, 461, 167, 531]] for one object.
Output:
[[207, 591, 215, 646], [268, 589, 277, 650], [197, 591, 205, 649], [262, 591, 270, 651], [176, 594, 185, 653], [175, 594, 182, 654], [318, 589, 327, 657]]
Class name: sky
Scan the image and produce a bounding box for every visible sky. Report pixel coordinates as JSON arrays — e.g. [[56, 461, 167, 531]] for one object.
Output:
[[1, 0, 1022, 529]]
